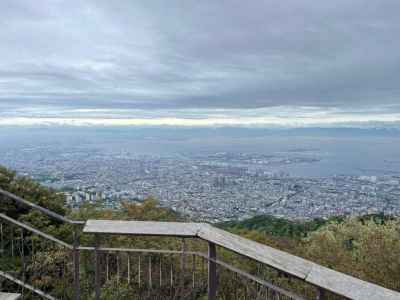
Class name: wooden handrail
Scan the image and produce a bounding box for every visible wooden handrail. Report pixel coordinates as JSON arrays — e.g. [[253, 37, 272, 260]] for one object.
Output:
[[1, 188, 399, 300], [84, 219, 400, 300], [84, 219, 202, 237], [198, 224, 400, 300]]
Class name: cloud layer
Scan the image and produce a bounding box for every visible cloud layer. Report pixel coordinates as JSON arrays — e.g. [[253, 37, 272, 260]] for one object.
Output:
[[0, 106, 399, 128], [0, 0, 400, 126]]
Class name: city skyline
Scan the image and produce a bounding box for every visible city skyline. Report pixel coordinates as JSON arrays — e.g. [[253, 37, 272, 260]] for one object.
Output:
[[1, 126, 399, 221]]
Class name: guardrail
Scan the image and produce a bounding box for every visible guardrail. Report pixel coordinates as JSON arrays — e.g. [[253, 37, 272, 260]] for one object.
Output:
[[0, 189, 84, 225], [1, 188, 400, 300]]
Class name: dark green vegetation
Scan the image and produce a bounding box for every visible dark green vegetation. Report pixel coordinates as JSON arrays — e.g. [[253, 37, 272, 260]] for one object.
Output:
[[219, 215, 330, 238], [219, 213, 393, 239], [0, 166, 399, 299]]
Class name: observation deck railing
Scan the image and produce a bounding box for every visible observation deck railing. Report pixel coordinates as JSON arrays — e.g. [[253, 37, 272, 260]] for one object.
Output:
[[0, 188, 399, 300]]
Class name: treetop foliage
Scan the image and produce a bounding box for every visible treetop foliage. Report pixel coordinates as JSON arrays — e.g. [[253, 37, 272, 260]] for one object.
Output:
[[1, 165, 399, 294]]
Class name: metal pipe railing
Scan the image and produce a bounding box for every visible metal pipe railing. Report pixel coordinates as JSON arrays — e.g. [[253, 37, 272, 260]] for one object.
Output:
[[0, 213, 73, 250], [0, 188, 83, 300], [0, 188, 85, 225], [0, 270, 56, 300]]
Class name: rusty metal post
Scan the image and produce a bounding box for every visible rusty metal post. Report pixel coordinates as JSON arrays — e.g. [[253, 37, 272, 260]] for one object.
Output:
[[208, 242, 217, 300], [73, 228, 81, 300], [316, 288, 326, 300], [94, 234, 101, 300]]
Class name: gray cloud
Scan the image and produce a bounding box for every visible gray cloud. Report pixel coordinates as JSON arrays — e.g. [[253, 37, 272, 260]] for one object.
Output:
[[0, 0, 400, 113]]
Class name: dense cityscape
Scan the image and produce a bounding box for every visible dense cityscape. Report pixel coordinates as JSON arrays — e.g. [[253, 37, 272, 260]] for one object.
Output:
[[1, 144, 399, 222]]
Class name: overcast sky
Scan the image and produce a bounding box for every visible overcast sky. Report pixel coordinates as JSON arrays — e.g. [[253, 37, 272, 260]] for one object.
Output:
[[1, 0, 400, 127]]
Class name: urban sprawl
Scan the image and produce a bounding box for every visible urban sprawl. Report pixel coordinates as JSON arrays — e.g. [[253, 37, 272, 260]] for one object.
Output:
[[2, 147, 399, 222]]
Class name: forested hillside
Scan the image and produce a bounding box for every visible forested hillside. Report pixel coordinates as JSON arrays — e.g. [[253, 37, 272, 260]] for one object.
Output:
[[219, 212, 393, 239], [1, 166, 399, 298], [219, 215, 330, 238]]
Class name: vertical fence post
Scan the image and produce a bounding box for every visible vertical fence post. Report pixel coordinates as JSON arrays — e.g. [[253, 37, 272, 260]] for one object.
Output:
[[20, 229, 26, 298], [159, 255, 162, 287], [106, 253, 109, 281], [95, 234, 101, 300], [127, 254, 131, 284], [0, 223, 3, 257], [316, 287, 326, 300], [117, 253, 120, 285], [208, 242, 217, 300], [149, 255, 152, 289], [138, 255, 142, 288], [192, 253, 196, 289], [180, 239, 186, 294], [73, 228, 81, 300], [11, 225, 14, 257], [170, 258, 173, 288]]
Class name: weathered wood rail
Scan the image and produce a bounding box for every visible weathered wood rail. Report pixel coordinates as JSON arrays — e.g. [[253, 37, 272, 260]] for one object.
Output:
[[84, 220, 400, 300], [1, 188, 400, 300]]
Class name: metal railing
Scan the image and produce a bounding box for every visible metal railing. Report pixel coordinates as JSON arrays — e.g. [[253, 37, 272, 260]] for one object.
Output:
[[1, 188, 399, 300]]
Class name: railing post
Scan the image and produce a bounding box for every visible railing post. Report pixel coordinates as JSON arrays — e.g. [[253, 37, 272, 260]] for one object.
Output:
[[316, 287, 326, 300], [0, 222, 4, 257], [180, 238, 186, 294], [11, 225, 14, 257], [73, 228, 81, 300], [128, 254, 131, 284], [95, 234, 101, 300], [208, 242, 217, 300], [20, 228, 26, 298]]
